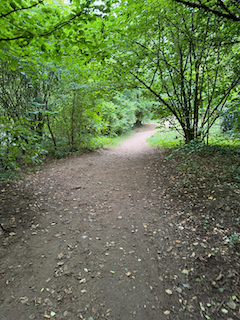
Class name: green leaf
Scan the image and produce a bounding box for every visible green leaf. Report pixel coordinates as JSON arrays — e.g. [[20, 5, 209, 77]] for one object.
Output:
[[199, 302, 205, 311], [79, 278, 86, 283], [181, 269, 189, 275]]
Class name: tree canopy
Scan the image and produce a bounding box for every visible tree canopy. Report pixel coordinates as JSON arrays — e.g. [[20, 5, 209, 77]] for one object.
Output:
[[104, 0, 240, 142], [0, 0, 239, 178], [173, 0, 240, 22]]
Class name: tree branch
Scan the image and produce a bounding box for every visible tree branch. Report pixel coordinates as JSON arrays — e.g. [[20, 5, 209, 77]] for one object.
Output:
[[0, 1, 93, 42], [0, 0, 44, 19], [173, 0, 240, 21]]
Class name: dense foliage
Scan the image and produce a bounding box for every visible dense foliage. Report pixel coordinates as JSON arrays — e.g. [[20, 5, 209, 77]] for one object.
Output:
[[105, 0, 240, 142], [0, 0, 239, 179]]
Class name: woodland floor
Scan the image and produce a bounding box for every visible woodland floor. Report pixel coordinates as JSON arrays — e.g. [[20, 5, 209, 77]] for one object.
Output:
[[0, 123, 240, 320]]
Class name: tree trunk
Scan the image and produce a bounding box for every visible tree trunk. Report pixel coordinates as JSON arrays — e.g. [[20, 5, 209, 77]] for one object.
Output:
[[71, 92, 76, 149], [46, 114, 57, 149], [184, 127, 195, 143]]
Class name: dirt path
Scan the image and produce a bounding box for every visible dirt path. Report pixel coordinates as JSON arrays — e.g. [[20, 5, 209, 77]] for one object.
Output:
[[0, 124, 239, 320]]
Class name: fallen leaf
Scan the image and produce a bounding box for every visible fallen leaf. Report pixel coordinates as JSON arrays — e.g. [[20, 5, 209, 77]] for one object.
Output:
[[79, 278, 86, 283], [227, 300, 236, 310], [164, 310, 170, 315], [216, 273, 223, 281], [19, 296, 28, 304], [198, 255, 205, 262], [182, 269, 189, 275], [57, 253, 64, 259], [221, 308, 228, 314], [44, 315, 50, 319], [64, 287, 72, 294]]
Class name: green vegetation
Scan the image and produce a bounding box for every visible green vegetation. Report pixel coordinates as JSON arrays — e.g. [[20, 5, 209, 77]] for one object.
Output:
[[148, 121, 240, 150], [147, 129, 182, 149], [0, 0, 240, 180]]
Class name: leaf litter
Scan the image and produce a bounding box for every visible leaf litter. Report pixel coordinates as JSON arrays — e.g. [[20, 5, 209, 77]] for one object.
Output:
[[0, 124, 239, 320]]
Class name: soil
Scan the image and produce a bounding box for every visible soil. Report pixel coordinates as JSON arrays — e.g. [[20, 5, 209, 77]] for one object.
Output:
[[0, 123, 240, 320]]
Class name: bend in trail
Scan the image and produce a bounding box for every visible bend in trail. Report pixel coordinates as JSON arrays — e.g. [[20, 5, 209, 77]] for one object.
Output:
[[0, 123, 196, 320]]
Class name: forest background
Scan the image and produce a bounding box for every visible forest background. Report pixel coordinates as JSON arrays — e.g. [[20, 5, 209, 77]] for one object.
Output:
[[0, 0, 240, 181]]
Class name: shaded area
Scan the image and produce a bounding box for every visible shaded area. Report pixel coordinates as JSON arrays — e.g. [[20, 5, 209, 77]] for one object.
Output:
[[0, 124, 239, 320]]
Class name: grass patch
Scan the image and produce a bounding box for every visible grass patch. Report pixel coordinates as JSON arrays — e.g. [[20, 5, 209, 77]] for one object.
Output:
[[147, 122, 240, 184], [148, 122, 240, 152], [42, 129, 135, 159], [208, 132, 240, 150], [97, 130, 134, 149], [147, 128, 183, 149]]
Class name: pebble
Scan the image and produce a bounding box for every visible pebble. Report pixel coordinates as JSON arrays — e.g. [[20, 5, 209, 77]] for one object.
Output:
[[227, 300, 236, 310], [165, 289, 172, 295], [176, 287, 182, 293]]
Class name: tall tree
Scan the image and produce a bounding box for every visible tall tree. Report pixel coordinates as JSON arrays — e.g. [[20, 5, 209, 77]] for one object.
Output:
[[106, 0, 240, 142]]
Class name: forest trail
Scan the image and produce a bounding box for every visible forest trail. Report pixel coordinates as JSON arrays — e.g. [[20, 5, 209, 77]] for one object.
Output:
[[1, 124, 238, 320], [109, 123, 158, 156]]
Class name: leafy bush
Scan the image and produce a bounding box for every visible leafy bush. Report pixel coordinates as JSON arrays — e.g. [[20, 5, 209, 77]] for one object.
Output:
[[101, 89, 154, 137], [0, 117, 46, 180], [220, 101, 240, 135], [221, 112, 240, 133], [229, 233, 240, 247]]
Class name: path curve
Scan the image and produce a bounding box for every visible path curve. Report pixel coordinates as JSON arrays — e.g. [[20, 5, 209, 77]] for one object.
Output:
[[110, 123, 158, 157], [0, 124, 198, 320]]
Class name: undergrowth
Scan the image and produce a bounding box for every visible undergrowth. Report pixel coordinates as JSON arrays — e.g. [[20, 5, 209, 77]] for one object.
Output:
[[0, 130, 134, 181], [148, 126, 240, 186]]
